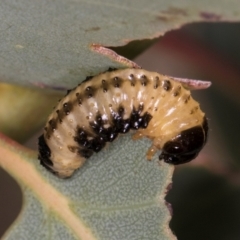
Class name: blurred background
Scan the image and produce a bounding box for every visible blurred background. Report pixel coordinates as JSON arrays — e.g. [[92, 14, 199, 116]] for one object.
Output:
[[1, 22, 240, 239]]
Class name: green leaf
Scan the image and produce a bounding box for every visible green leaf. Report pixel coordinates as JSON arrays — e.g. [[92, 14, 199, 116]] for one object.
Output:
[[0, 133, 175, 240], [1, 0, 240, 89]]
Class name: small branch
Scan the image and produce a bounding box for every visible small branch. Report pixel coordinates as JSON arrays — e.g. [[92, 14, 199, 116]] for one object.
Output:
[[90, 43, 141, 68], [168, 76, 211, 90]]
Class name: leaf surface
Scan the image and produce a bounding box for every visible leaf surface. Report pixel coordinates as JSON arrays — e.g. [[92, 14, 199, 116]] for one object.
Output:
[[0, 0, 240, 89], [0, 133, 175, 240]]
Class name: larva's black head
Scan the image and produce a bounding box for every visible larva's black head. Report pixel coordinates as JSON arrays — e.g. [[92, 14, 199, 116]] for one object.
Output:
[[159, 117, 208, 165]]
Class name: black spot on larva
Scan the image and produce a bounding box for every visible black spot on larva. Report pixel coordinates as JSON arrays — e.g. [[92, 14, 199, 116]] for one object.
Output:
[[85, 86, 96, 98], [129, 74, 136, 86], [38, 135, 53, 166], [63, 102, 73, 115], [130, 110, 141, 129], [90, 114, 118, 142], [129, 105, 153, 130], [190, 106, 199, 115], [183, 95, 191, 104], [129, 74, 134, 79], [76, 92, 83, 105], [112, 76, 123, 88], [102, 127, 118, 142], [107, 67, 117, 72], [74, 125, 107, 154], [140, 75, 149, 86], [154, 76, 160, 89], [130, 105, 144, 129], [141, 112, 153, 128], [56, 110, 63, 123], [81, 75, 94, 84], [116, 118, 131, 133], [112, 107, 130, 133], [48, 119, 57, 132], [88, 137, 106, 152], [163, 80, 172, 91], [86, 76, 93, 81], [38, 135, 56, 173], [91, 123, 118, 142], [101, 79, 108, 92], [173, 86, 182, 97], [74, 127, 91, 147], [78, 148, 94, 158]]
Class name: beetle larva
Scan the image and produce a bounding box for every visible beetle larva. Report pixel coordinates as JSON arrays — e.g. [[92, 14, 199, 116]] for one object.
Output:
[[38, 68, 209, 178]]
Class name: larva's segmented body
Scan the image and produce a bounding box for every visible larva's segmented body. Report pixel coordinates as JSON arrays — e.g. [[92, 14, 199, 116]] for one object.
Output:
[[38, 68, 208, 178]]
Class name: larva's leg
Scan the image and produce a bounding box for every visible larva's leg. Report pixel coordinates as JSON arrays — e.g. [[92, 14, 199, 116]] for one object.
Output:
[[146, 145, 158, 161], [132, 131, 143, 140]]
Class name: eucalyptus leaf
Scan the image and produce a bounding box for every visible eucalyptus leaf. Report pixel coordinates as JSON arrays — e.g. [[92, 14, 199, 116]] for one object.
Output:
[[0, 0, 240, 89], [1, 133, 175, 240]]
